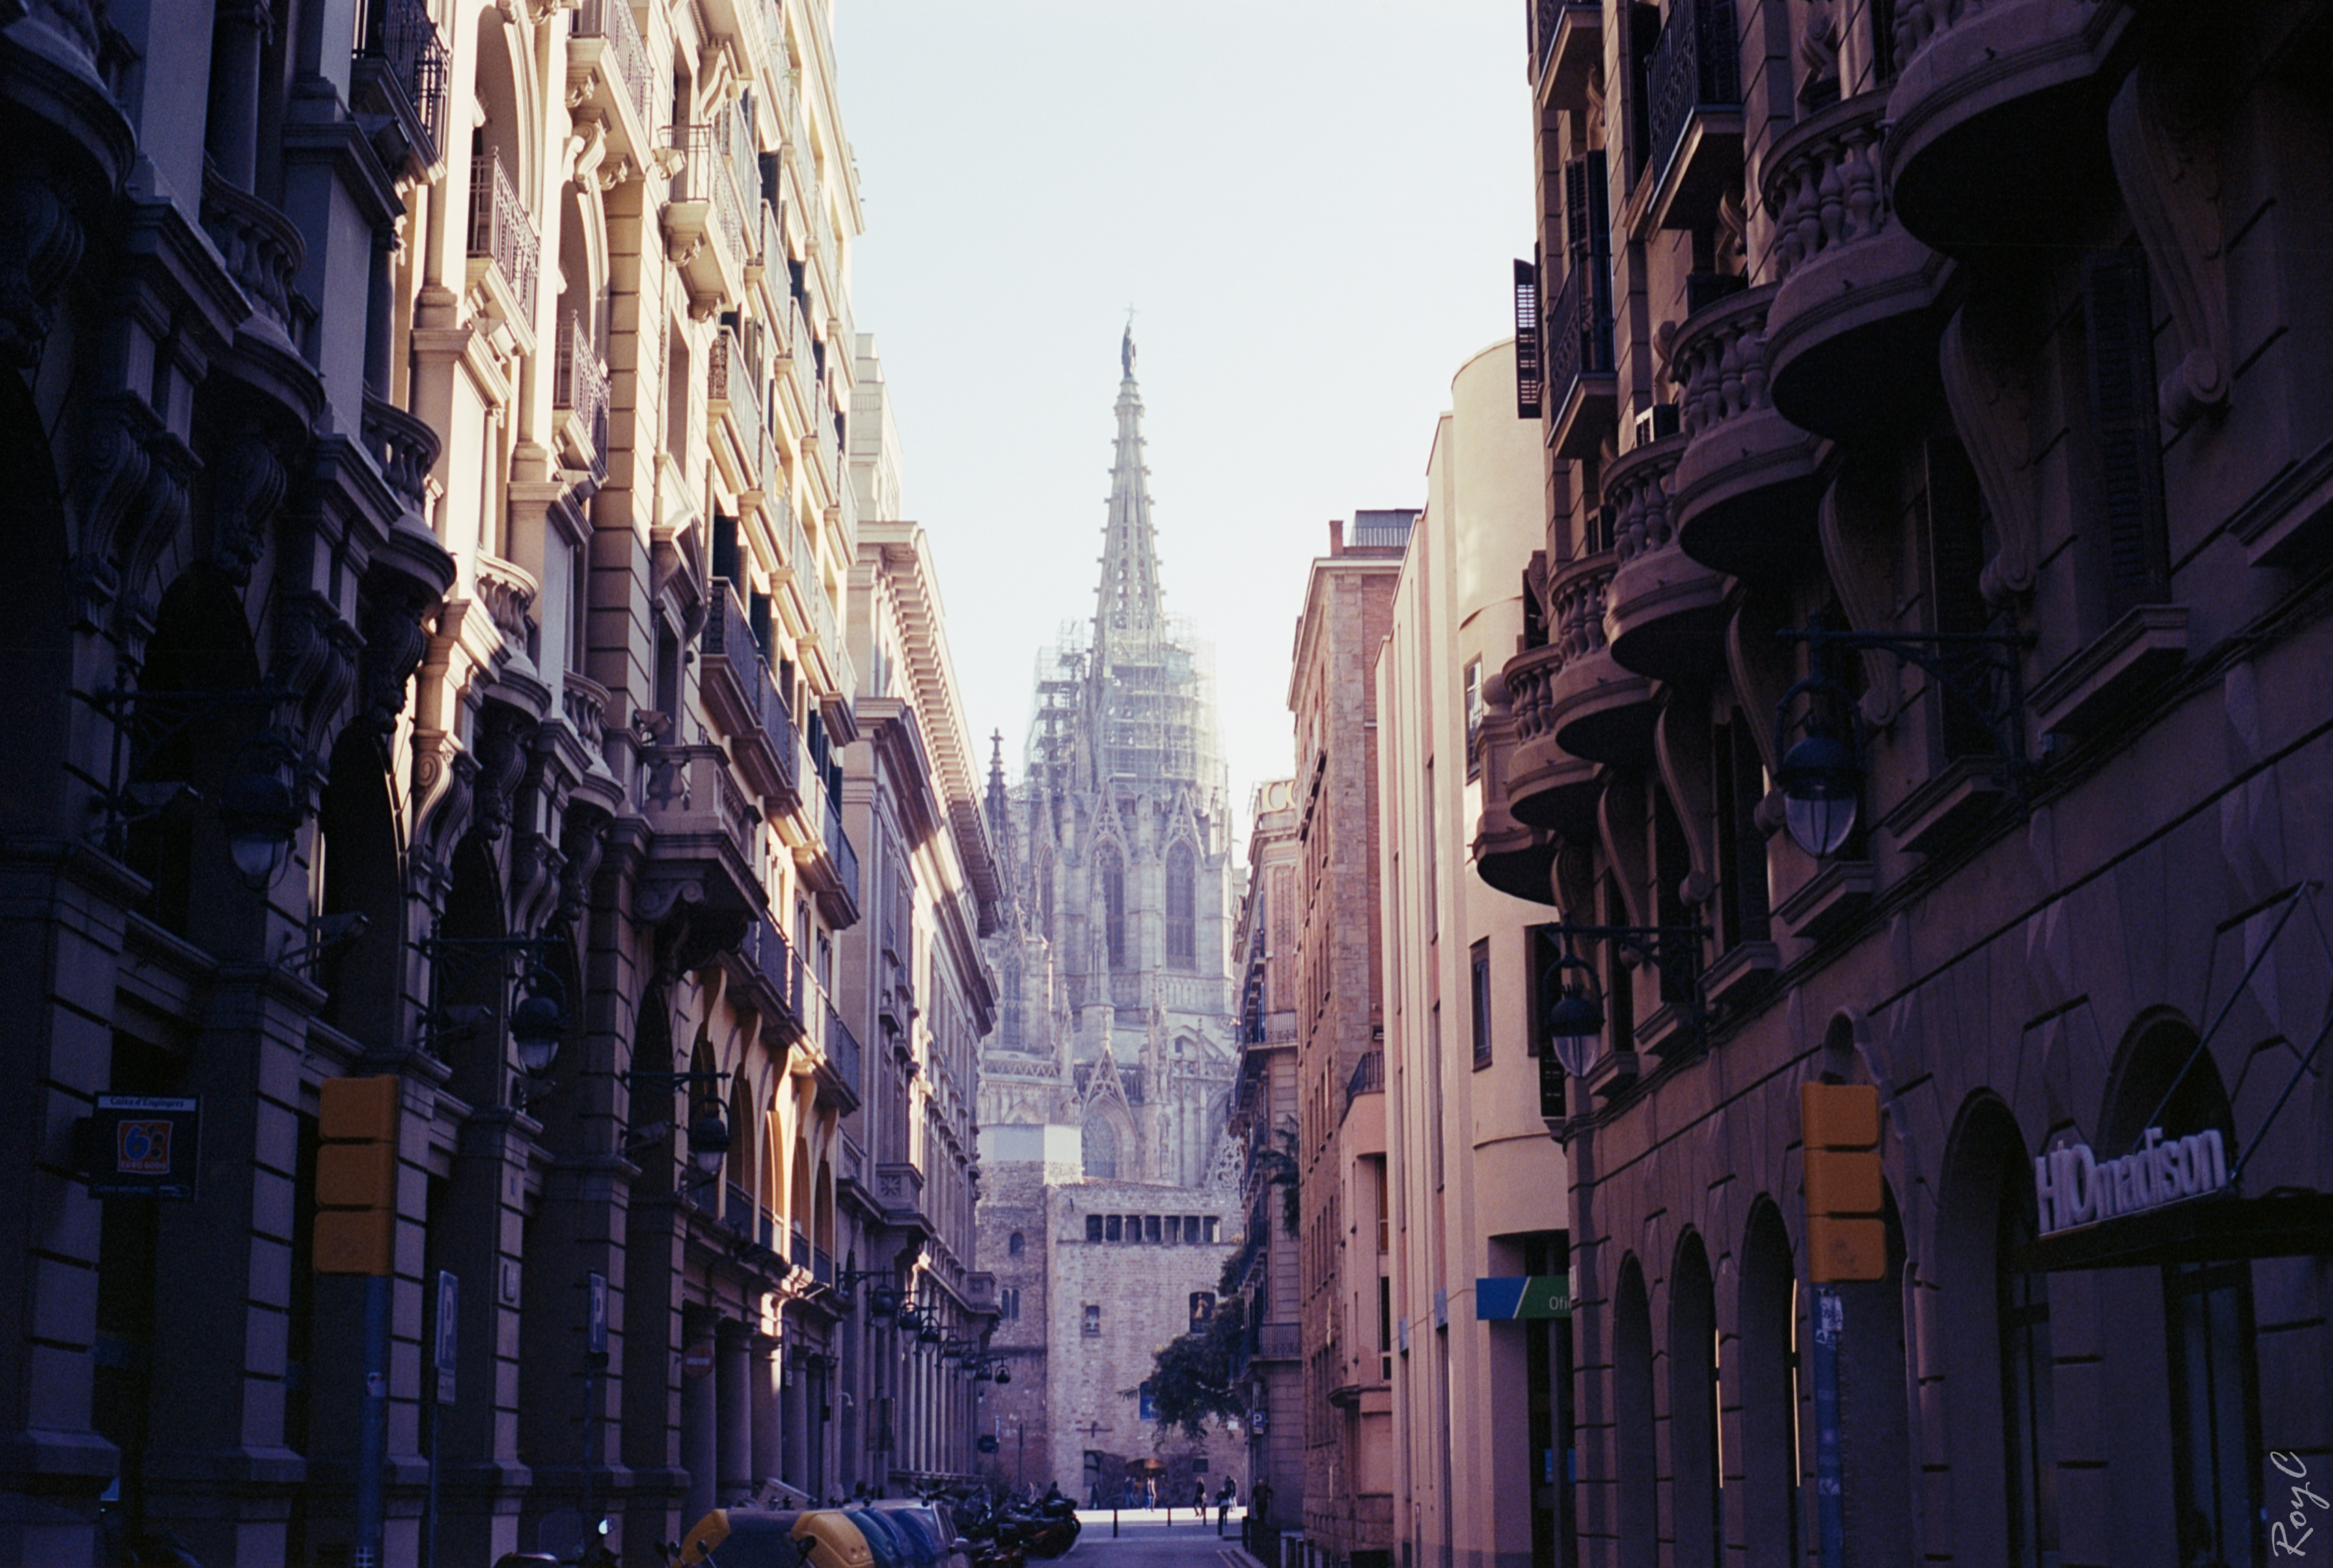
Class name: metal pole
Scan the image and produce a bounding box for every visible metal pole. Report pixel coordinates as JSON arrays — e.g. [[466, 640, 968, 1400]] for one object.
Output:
[[422, 1386, 441, 1568], [356, 1272, 392, 1568], [1810, 1285, 1844, 1568]]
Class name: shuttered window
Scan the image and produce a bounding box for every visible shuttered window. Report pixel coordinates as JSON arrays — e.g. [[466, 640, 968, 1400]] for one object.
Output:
[[2083, 249, 2170, 620]]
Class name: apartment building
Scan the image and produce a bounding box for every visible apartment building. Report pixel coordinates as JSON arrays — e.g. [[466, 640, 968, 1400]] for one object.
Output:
[[842, 514, 1004, 1494], [1376, 340, 1573, 1568], [1231, 778, 1306, 1548], [1287, 514, 1411, 1568], [0, 0, 986, 1556], [1489, 2, 2333, 1565]]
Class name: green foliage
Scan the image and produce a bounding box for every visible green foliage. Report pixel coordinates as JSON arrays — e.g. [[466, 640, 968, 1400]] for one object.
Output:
[[1141, 1293, 1248, 1441]]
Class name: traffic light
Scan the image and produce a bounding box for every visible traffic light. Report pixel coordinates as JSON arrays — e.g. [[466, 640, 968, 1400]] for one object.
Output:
[[314, 1075, 400, 1276], [1801, 1082, 1885, 1283]]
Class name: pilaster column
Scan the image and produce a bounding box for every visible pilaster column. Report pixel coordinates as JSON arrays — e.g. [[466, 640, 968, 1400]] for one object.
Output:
[[715, 1318, 752, 1502]]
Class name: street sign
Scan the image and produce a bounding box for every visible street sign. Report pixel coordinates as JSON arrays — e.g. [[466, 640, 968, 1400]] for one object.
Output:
[[977, 1435, 1000, 1454], [1474, 1274, 1572, 1319], [434, 1271, 459, 1405], [587, 1272, 609, 1357], [683, 1342, 715, 1381], [84, 1097, 202, 1199]]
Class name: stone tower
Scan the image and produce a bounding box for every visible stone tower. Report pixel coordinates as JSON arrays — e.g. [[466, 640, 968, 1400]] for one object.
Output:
[[974, 335, 1247, 1498]]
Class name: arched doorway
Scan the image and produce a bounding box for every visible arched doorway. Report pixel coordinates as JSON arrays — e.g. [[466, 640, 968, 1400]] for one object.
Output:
[[1935, 1093, 2058, 1568], [1668, 1233, 1721, 1568], [1736, 1201, 1799, 1568], [1612, 1255, 1656, 1568], [317, 726, 405, 1047]]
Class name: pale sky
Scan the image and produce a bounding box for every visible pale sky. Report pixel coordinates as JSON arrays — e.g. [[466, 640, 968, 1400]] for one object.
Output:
[[831, 1, 1533, 821]]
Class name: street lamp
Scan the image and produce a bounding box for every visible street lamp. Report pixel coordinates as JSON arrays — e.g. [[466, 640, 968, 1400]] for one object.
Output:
[[1536, 922, 1711, 1080], [420, 933, 577, 1097], [1542, 947, 1607, 1079]]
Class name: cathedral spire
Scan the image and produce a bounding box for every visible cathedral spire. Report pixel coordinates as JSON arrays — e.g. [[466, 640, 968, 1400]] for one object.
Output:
[[1094, 329, 1164, 655]]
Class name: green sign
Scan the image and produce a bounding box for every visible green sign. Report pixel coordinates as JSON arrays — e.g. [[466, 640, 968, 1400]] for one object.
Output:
[[1475, 1274, 1571, 1319]]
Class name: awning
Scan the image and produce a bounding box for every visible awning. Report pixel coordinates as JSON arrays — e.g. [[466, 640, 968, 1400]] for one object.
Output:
[[2012, 1191, 2333, 1273]]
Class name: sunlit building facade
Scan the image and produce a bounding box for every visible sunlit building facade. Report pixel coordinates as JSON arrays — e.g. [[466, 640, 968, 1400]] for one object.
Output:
[[1377, 340, 1572, 1568]]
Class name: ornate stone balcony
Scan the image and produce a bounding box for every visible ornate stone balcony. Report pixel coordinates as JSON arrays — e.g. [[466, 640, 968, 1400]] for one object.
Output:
[[1601, 432, 1727, 683], [1667, 283, 1820, 576], [1544, 550, 1658, 767], [1764, 91, 1948, 442], [636, 743, 765, 926], [1471, 699, 1561, 907], [1497, 639, 1602, 842], [1884, 0, 2127, 258], [201, 167, 315, 353]]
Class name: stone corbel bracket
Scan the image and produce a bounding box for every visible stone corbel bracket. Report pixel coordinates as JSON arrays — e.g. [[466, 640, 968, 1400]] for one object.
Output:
[[2108, 54, 2228, 429], [1939, 305, 2039, 609]]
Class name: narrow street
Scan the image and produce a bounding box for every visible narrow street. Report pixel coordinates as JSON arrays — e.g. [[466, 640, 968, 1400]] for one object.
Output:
[[1063, 1510, 1257, 1568]]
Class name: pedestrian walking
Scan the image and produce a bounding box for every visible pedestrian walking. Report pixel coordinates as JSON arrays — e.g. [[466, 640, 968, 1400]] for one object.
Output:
[[1216, 1476, 1237, 1532]]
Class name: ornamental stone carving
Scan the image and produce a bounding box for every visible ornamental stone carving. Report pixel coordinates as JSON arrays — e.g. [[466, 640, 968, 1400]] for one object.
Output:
[[0, 174, 85, 369]]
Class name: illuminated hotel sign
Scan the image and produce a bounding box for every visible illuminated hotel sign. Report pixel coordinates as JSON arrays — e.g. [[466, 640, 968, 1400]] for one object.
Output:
[[2034, 1127, 2228, 1237]]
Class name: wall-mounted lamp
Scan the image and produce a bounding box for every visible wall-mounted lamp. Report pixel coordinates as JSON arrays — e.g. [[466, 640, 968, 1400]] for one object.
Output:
[[1773, 620, 2034, 860], [1537, 921, 1711, 1079], [420, 933, 576, 1101], [90, 680, 304, 892]]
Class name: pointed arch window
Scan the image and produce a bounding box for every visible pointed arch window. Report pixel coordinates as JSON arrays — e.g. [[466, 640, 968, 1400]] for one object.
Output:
[[1166, 842, 1196, 969], [1082, 1116, 1118, 1180], [1098, 844, 1126, 969]]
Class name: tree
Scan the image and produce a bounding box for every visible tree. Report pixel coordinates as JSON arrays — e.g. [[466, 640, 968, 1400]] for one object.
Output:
[[1139, 1293, 1247, 1440]]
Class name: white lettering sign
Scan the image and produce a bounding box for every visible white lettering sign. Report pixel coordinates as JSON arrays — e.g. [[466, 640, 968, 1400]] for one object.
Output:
[[2034, 1127, 2227, 1235]]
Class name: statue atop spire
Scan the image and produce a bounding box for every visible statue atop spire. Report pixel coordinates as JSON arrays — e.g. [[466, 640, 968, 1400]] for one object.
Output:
[[1094, 333, 1163, 646]]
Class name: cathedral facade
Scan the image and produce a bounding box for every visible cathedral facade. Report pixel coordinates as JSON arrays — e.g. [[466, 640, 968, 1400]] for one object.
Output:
[[974, 336, 1248, 1498]]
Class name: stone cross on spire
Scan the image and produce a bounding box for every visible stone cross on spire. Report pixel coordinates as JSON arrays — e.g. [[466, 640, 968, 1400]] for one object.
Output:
[[1095, 331, 1163, 652]]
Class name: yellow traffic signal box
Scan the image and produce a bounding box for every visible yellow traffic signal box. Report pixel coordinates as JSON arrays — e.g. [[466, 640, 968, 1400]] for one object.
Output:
[[1801, 1082, 1885, 1283], [315, 1075, 400, 1276]]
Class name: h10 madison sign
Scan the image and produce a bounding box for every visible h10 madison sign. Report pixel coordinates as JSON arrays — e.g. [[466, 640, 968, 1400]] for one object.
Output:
[[2035, 1126, 2228, 1237]]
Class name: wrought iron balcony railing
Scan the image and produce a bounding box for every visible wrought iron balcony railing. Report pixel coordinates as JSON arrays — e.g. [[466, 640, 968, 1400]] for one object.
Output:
[[1344, 1049, 1384, 1112], [1645, 0, 1739, 184], [1545, 257, 1615, 411], [666, 120, 751, 275], [356, 0, 448, 162], [467, 149, 538, 320], [555, 312, 610, 477], [570, 0, 651, 126]]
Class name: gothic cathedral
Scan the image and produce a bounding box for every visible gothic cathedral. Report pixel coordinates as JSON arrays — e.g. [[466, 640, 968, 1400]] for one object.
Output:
[[974, 336, 1248, 1496]]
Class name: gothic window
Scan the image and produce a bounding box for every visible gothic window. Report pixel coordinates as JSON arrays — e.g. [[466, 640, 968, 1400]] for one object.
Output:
[[1098, 844, 1126, 969], [1166, 842, 1196, 969], [1008, 1230, 1024, 1257], [1084, 1118, 1118, 1180]]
